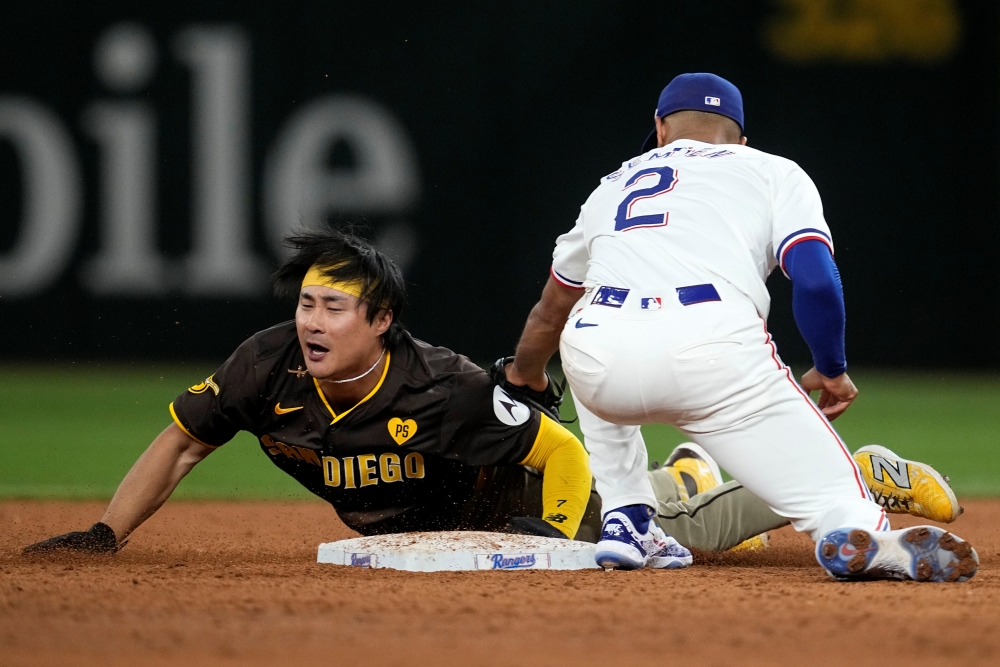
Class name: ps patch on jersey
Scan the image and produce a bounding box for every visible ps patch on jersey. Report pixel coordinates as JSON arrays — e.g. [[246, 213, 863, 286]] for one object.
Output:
[[387, 417, 417, 445], [493, 385, 530, 426]]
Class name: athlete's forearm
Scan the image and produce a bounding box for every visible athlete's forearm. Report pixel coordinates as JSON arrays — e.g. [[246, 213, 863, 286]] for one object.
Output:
[[520, 415, 592, 539], [510, 277, 582, 388], [100, 423, 214, 542], [784, 240, 847, 378]]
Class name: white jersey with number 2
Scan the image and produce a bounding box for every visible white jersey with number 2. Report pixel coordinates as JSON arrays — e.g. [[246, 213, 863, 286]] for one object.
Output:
[[551, 138, 884, 542], [550, 139, 834, 319]]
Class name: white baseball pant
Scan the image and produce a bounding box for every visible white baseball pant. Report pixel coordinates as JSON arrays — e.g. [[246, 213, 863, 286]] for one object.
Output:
[[560, 281, 887, 541]]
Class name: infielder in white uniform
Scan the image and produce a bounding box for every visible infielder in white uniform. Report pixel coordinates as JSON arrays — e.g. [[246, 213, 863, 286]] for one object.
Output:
[[507, 73, 979, 582]]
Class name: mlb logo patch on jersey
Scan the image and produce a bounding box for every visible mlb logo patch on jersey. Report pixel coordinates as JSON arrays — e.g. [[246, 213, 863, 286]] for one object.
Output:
[[705, 96, 721, 106], [640, 297, 662, 310], [592, 286, 630, 308]]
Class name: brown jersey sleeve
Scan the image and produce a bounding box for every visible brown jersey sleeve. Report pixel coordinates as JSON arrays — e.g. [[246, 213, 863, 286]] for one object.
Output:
[[169, 337, 264, 447]]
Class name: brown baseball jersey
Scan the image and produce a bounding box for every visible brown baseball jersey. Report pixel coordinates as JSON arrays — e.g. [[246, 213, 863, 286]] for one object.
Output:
[[170, 322, 542, 535]]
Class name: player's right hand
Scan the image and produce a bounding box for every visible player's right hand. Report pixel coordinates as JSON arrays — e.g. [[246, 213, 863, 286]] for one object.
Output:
[[800, 367, 857, 421], [23, 522, 120, 555]]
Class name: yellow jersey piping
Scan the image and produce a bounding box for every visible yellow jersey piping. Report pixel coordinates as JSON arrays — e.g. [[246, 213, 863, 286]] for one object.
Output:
[[169, 402, 219, 449], [313, 351, 392, 425]]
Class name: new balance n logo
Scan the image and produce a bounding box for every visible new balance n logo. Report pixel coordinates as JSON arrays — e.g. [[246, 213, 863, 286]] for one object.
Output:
[[870, 455, 911, 489]]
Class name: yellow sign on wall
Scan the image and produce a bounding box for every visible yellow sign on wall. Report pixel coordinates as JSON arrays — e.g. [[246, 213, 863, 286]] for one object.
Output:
[[765, 0, 960, 62]]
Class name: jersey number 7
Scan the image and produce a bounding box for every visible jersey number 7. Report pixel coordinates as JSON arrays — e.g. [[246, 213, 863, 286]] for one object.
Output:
[[614, 166, 678, 232]]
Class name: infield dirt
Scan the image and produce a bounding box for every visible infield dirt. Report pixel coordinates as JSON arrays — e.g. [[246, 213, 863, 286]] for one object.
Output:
[[2, 499, 998, 666]]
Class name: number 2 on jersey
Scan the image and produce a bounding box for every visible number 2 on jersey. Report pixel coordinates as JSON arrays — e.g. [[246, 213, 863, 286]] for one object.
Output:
[[614, 166, 678, 232]]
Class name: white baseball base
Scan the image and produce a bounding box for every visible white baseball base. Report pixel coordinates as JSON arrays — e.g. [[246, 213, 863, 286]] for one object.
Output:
[[317, 531, 600, 572]]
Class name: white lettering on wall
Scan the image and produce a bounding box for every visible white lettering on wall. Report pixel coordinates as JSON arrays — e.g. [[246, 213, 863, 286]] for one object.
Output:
[[83, 23, 166, 294], [174, 26, 266, 295], [0, 24, 422, 297], [82, 103, 165, 293], [94, 23, 158, 92], [263, 94, 420, 259], [0, 97, 82, 296]]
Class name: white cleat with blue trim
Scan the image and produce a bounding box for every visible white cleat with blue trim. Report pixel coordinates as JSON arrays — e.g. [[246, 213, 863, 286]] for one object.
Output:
[[816, 525, 978, 582], [595, 511, 692, 570], [646, 525, 694, 570]]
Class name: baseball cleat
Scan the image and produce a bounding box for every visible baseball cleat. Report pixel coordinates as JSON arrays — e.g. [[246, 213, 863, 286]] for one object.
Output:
[[596, 508, 691, 570], [666, 443, 768, 553], [729, 532, 770, 553], [854, 445, 961, 523], [665, 442, 723, 500], [816, 525, 978, 583], [646, 524, 694, 569]]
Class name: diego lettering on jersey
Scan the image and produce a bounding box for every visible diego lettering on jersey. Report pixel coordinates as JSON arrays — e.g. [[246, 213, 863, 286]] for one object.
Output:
[[322, 452, 425, 488]]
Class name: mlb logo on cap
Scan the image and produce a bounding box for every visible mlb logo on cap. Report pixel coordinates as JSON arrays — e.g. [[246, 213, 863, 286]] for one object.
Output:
[[705, 96, 721, 106]]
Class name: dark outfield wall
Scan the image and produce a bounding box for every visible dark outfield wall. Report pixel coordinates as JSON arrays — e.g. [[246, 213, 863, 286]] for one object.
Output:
[[1, 1, 997, 367]]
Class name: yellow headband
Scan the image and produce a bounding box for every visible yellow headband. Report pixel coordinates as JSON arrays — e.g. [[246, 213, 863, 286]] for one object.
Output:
[[301, 265, 365, 299]]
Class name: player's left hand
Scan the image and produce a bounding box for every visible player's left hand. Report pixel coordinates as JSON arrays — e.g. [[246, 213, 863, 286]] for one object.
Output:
[[800, 367, 857, 421], [23, 522, 121, 555]]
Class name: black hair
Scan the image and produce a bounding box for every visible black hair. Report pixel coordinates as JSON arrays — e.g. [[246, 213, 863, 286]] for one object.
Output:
[[662, 109, 743, 139], [271, 226, 408, 349]]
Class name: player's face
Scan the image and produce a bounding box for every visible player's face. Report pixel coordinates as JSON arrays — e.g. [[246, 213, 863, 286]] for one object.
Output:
[[295, 286, 392, 380]]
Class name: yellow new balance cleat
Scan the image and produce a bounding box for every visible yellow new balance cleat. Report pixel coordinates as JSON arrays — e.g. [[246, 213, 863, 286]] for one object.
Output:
[[729, 532, 770, 553], [854, 445, 962, 523], [665, 442, 722, 501]]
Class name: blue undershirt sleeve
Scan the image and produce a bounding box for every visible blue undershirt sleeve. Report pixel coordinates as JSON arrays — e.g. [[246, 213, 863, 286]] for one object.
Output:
[[783, 239, 847, 378]]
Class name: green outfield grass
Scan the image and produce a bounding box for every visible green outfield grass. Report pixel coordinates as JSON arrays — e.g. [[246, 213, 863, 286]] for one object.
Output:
[[0, 364, 313, 500], [0, 364, 997, 499]]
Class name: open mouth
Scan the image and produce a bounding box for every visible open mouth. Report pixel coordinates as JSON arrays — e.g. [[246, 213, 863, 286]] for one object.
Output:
[[306, 342, 330, 361]]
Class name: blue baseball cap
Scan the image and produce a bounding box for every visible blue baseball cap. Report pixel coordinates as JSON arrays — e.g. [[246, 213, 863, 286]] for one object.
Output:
[[640, 73, 744, 153]]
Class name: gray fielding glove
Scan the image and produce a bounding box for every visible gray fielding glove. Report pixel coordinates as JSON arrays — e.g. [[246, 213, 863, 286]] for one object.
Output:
[[23, 522, 120, 554]]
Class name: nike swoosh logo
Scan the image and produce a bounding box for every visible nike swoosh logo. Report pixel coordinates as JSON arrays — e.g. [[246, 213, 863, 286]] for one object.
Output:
[[274, 403, 304, 415], [574, 319, 598, 328]]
